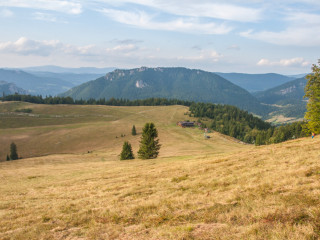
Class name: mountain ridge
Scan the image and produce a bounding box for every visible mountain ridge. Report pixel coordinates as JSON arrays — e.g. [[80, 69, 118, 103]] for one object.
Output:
[[60, 67, 270, 115]]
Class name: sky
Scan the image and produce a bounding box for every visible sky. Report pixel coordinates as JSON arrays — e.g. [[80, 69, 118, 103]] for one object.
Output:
[[0, 0, 319, 74]]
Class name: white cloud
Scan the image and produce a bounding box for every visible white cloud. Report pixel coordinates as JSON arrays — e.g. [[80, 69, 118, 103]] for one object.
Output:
[[0, 37, 63, 56], [100, 8, 233, 34], [0, 37, 225, 70], [111, 39, 144, 45], [106, 44, 139, 54], [0, 37, 144, 59], [241, 26, 320, 47], [177, 50, 223, 62], [0, 0, 82, 14], [155, 2, 261, 22], [286, 12, 320, 25], [0, 8, 14, 17], [257, 58, 310, 67], [241, 12, 320, 46], [99, 0, 261, 22], [34, 12, 57, 22]]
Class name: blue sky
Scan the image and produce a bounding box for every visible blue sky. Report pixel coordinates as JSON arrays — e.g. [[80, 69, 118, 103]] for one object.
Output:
[[0, 0, 319, 74]]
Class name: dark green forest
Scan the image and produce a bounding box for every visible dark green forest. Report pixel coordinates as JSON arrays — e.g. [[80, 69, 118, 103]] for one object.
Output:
[[0, 94, 193, 106], [189, 103, 307, 145]]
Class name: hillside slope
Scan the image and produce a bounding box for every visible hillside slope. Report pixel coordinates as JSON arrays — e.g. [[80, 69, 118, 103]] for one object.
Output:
[[0, 128, 319, 239], [60, 67, 269, 115]]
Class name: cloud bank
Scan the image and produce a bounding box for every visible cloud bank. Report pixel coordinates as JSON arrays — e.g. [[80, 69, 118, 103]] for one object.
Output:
[[257, 58, 310, 67]]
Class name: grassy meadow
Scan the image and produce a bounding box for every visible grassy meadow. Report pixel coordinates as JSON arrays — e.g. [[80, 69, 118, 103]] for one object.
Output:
[[1, 102, 320, 239], [0, 101, 247, 161]]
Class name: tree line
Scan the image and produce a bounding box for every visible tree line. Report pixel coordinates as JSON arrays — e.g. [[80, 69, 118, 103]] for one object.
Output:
[[189, 102, 307, 145], [0, 94, 193, 107]]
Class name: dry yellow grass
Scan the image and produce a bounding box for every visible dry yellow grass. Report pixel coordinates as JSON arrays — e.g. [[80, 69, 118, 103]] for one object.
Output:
[[0, 136, 320, 239], [1, 103, 320, 239]]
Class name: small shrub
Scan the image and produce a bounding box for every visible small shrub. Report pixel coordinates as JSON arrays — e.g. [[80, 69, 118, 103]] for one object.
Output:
[[15, 108, 32, 113], [10, 142, 18, 160], [120, 141, 135, 160], [132, 125, 137, 135]]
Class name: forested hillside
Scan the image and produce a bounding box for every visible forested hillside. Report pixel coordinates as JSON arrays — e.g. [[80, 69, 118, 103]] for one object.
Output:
[[60, 67, 271, 115], [190, 102, 306, 145]]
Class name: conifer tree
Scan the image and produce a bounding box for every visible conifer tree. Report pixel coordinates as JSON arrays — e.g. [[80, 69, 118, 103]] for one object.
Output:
[[138, 122, 161, 159], [10, 142, 18, 160], [304, 60, 320, 134], [120, 141, 135, 160], [132, 125, 137, 136], [6, 154, 10, 161]]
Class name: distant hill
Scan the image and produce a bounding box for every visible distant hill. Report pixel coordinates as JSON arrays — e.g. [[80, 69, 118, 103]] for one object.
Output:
[[215, 72, 295, 92], [60, 67, 270, 115], [0, 69, 73, 96], [254, 77, 307, 104], [27, 72, 104, 86], [254, 77, 307, 119], [0, 81, 28, 96], [22, 65, 115, 74], [286, 73, 308, 79]]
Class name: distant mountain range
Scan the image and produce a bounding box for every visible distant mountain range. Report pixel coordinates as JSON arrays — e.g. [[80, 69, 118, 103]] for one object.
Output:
[[27, 72, 103, 86], [21, 65, 115, 74], [0, 68, 108, 96], [215, 72, 296, 92], [0, 69, 73, 96], [0, 81, 28, 96], [60, 67, 270, 115]]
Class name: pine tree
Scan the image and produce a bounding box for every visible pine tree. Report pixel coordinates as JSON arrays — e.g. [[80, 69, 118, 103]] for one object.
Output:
[[10, 142, 18, 160], [138, 122, 161, 159], [6, 154, 10, 161], [304, 60, 320, 134], [120, 141, 135, 160], [132, 125, 137, 136]]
